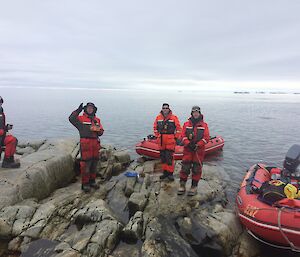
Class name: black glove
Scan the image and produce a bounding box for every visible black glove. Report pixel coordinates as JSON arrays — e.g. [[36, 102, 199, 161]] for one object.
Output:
[[98, 129, 104, 136], [175, 138, 182, 145], [193, 144, 198, 151], [188, 141, 196, 151], [76, 103, 83, 113], [6, 124, 13, 131], [147, 134, 157, 140]]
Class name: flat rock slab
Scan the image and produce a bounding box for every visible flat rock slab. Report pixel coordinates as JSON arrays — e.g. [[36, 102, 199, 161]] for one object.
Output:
[[0, 139, 78, 209]]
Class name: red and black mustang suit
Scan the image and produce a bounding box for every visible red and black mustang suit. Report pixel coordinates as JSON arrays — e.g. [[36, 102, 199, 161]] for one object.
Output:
[[0, 105, 19, 166], [69, 103, 104, 187], [153, 110, 181, 175], [180, 114, 210, 186]]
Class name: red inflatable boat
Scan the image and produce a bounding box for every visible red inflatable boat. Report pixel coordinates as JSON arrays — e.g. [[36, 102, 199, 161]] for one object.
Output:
[[236, 164, 300, 252], [135, 135, 224, 160]]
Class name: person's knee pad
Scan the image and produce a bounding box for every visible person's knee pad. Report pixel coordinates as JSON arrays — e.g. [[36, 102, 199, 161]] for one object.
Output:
[[182, 161, 191, 174], [192, 162, 201, 174], [166, 151, 174, 165], [160, 150, 167, 163], [90, 160, 99, 173]]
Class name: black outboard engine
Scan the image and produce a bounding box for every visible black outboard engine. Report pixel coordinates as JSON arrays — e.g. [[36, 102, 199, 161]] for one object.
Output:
[[282, 144, 300, 180]]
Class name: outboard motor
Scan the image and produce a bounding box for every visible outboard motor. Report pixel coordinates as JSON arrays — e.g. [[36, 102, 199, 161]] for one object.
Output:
[[282, 144, 300, 187]]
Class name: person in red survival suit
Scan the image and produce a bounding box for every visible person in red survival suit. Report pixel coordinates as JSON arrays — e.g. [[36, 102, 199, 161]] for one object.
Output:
[[69, 102, 104, 193], [153, 103, 181, 181], [178, 106, 210, 196], [0, 96, 20, 168]]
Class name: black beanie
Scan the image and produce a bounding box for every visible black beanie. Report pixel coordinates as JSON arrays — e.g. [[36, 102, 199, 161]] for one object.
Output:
[[84, 102, 98, 115], [191, 105, 201, 115]]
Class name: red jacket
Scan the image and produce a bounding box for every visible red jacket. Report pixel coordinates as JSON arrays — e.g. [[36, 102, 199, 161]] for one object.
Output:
[[153, 110, 181, 150], [181, 115, 210, 149], [69, 111, 104, 139]]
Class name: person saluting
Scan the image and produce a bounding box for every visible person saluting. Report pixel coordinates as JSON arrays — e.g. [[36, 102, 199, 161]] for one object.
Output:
[[69, 102, 104, 192]]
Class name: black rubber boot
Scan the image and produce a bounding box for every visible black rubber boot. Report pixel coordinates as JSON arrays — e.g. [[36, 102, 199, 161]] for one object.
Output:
[[1, 157, 20, 169], [89, 180, 100, 189], [81, 184, 91, 193], [160, 170, 169, 180], [167, 173, 175, 182]]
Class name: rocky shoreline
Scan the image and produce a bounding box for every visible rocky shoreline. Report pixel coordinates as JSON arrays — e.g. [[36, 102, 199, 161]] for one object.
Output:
[[0, 139, 262, 257]]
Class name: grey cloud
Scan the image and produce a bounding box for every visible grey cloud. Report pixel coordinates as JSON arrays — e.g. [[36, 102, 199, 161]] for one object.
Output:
[[0, 0, 299, 89]]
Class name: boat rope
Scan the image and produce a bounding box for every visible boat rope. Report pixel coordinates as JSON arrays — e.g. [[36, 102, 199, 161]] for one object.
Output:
[[195, 151, 203, 169], [277, 207, 300, 252], [241, 206, 300, 252], [244, 206, 300, 212], [246, 229, 300, 252]]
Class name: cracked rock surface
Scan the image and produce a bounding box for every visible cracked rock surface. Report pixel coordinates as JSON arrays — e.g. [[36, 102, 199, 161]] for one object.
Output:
[[0, 140, 261, 257]]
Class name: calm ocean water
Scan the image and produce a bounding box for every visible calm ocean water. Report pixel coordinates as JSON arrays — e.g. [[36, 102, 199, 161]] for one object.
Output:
[[1, 87, 300, 201]]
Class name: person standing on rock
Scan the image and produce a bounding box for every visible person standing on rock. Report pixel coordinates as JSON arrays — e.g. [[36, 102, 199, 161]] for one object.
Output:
[[69, 102, 104, 193], [153, 103, 181, 181], [178, 106, 210, 196], [0, 96, 20, 168]]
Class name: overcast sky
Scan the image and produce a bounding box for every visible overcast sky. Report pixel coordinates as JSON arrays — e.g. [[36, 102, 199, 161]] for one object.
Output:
[[0, 0, 300, 91]]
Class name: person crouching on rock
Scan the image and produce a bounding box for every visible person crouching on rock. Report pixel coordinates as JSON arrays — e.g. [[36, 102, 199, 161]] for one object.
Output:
[[178, 106, 210, 196], [69, 102, 104, 193], [0, 96, 20, 168], [153, 103, 182, 181]]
